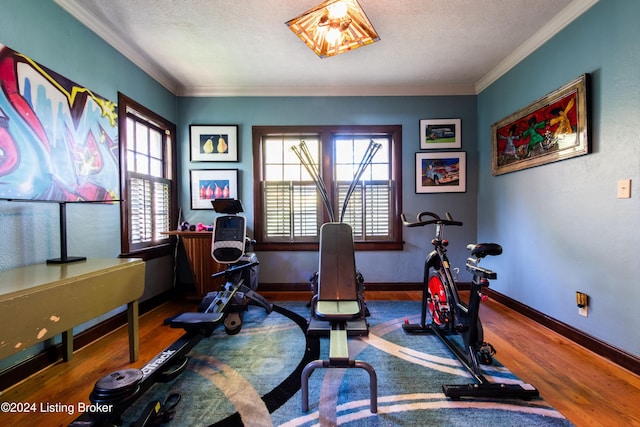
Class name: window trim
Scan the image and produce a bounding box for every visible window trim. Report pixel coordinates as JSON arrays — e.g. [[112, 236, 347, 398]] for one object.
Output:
[[252, 125, 403, 251], [118, 93, 178, 260]]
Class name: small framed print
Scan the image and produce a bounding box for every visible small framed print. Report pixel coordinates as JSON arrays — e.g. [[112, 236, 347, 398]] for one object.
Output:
[[415, 152, 466, 193], [190, 169, 238, 209], [420, 119, 461, 149], [190, 125, 238, 162]]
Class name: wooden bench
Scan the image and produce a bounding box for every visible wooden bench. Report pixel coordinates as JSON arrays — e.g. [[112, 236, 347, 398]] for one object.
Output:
[[0, 258, 145, 363]]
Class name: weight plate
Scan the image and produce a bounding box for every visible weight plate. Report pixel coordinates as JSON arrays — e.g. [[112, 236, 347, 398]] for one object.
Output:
[[93, 369, 143, 394], [90, 385, 140, 404]]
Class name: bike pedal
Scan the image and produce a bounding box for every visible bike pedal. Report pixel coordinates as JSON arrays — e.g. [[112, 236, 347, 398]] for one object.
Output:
[[478, 342, 496, 364], [478, 353, 493, 365], [481, 342, 496, 355]]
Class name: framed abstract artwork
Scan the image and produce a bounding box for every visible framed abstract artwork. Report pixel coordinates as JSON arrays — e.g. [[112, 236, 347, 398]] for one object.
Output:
[[492, 74, 590, 175]]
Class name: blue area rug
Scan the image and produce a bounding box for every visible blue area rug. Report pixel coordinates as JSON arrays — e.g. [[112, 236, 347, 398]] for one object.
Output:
[[122, 301, 572, 426]]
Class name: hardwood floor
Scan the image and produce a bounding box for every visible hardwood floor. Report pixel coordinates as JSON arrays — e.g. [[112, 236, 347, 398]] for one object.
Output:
[[479, 296, 640, 427], [1, 291, 639, 426]]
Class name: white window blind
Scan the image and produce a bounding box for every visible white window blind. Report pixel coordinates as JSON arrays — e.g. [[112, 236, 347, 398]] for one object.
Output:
[[264, 182, 319, 242], [259, 131, 396, 244], [129, 173, 170, 248], [338, 181, 392, 240]]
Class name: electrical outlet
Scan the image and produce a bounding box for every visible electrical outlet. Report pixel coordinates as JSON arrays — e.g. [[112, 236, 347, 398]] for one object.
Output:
[[576, 291, 589, 317]]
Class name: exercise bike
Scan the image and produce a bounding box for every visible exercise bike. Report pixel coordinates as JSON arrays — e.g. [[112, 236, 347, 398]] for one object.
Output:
[[401, 210, 539, 400]]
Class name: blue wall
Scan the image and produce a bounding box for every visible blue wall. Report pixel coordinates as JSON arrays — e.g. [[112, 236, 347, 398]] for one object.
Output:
[[477, 0, 640, 357], [0, 0, 177, 274], [177, 96, 479, 286], [0, 0, 177, 369]]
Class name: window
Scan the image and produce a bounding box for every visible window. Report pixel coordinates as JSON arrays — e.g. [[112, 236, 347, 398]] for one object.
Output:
[[252, 125, 402, 251], [118, 93, 177, 258]]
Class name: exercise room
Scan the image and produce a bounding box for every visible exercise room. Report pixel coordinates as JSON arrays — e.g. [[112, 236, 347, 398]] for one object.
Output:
[[1, 0, 638, 425]]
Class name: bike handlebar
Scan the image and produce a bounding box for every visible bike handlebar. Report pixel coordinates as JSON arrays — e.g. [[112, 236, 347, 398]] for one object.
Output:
[[400, 211, 463, 228]]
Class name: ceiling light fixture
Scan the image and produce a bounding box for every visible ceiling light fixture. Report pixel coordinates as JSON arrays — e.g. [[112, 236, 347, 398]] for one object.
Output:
[[286, 0, 380, 59]]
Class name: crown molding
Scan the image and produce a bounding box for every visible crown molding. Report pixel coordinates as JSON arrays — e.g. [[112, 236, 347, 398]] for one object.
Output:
[[475, 0, 599, 94], [54, 0, 180, 94], [177, 84, 477, 97]]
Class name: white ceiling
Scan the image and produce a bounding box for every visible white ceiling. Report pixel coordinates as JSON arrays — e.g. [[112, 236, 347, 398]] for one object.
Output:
[[54, 0, 597, 97]]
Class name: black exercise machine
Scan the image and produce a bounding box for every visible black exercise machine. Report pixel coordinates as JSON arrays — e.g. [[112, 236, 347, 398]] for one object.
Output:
[[169, 199, 271, 335], [292, 140, 380, 413], [301, 223, 377, 413], [401, 211, 539, 400], [69, 199, 271, 426], [68, 326, 204, 426]]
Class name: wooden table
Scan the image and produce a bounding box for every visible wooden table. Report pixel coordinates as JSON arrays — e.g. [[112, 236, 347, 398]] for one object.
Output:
[[0, 258, 145, 362], [162, 231, 225, 297]]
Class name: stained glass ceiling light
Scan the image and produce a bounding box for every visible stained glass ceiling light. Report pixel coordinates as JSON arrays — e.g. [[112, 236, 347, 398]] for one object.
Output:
[[286, 0, 380, 58]]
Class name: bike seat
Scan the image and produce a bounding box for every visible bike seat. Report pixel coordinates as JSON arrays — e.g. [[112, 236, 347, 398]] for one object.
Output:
[[468, 243, 502, 258]]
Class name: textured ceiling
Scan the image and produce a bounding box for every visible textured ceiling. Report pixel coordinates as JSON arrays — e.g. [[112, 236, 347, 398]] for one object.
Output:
[[54, 0, 596, 96]]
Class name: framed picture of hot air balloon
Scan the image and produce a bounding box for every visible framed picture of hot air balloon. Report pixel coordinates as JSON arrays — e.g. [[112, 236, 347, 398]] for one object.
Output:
[[190, 125, 238, 162], [190, 169, 238, 209]]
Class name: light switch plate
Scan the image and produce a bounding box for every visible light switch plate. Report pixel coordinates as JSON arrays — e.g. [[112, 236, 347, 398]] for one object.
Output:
[[617, 179, 631, 198]]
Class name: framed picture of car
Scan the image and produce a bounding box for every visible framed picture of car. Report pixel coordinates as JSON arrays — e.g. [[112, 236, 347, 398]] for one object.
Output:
[[420, 118, 461, 149], [415, 151, 466, 193]]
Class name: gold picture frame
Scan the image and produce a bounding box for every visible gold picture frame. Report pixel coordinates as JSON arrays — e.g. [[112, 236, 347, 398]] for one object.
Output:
[[492, 74, 590, 175]]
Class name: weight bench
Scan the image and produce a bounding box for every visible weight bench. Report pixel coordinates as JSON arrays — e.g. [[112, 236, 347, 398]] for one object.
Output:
[[301, 223, 377, 413]]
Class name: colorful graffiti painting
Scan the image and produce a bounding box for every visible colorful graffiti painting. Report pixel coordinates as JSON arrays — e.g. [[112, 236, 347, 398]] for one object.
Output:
[[0, 44, 118, 201]]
